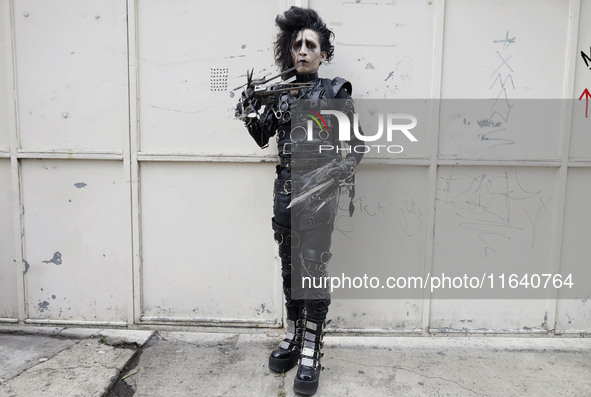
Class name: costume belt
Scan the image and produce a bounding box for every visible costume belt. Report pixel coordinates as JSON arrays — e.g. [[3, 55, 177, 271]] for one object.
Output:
[[272, 217, 300, 248], [278, 142, 336, 156], [274, 178, 301, 195], [278, 157, 334, 170]]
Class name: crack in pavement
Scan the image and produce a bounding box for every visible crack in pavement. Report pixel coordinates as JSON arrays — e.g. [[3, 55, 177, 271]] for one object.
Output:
[[330, 357, 490, 396], [160, 335, 202, 348], [28, 364, 120, 373], [162, 334, 240, 350]]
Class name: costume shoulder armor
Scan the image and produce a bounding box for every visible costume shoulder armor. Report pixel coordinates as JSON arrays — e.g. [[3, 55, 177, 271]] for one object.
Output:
[[330, 77, 352, 96]]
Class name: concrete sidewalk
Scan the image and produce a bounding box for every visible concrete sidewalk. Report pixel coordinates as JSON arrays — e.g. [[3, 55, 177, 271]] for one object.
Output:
[[0, 327, 154, 397], [1, 326, 590, 397]]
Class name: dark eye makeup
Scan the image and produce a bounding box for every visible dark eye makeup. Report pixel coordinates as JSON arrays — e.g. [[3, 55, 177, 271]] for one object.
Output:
[[293, 39, 317, 51]]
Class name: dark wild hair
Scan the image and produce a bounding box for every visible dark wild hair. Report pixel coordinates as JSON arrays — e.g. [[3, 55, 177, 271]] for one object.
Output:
[[274, 7, 335, 73]]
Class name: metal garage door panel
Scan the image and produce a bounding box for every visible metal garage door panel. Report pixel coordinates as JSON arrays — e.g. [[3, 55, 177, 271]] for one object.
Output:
[[14, 1, 128, 151], [137, 0, 283, 154], [555, 168, 591, 330], [441, 0, 569, 99], [569, 0, 591, 160], [439, 0, 569, 159], [431, 166, 556, 329], [329, 165, 428, 329], [430, 299, 549, 331], [0, 160, 17, 319], [309, 0, 436, 100], [140, 162, 278, 323], [21, 160, 131, 322], [330, 299, 422, 331]]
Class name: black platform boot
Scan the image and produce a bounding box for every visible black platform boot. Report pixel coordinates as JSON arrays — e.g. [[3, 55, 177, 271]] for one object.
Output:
[[269, 306, 305, 372], [293, 318, 329, 396]]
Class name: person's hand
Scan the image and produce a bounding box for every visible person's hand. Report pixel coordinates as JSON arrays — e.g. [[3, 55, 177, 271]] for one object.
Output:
[[328, 157, 356, 184], [235, 100, 245, 118], [235, 86, 261, 121], [242, 86, 261, 109]]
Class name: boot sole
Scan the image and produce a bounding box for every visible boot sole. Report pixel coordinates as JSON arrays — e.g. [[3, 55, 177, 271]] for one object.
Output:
[[293, 377, 319, 396], [268, 354, 299, 373]]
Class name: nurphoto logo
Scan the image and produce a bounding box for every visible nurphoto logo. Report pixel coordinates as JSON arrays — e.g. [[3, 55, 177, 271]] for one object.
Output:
[[308, 111, 419, 154]]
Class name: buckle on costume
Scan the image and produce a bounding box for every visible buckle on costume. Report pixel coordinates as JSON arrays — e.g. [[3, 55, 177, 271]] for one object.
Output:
[[282, 111, 291, 123], [303, 262, 327, 273], [290, 125, 307, 143], [282, 157, 292, 169], [283, 143, 292, 154], [299, 357, 316, 368], [283, 180, 292, 194], [301, 347, 315, 357], [279, 341, 291, 349], [274, 231, 284, 245]]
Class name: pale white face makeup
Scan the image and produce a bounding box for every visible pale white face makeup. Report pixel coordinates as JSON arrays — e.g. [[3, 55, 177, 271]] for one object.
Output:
[[291, 29, 327, 75]]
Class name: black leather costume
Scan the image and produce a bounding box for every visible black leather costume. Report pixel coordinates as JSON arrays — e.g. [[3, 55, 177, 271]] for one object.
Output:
[[241, 71, 363, 323]]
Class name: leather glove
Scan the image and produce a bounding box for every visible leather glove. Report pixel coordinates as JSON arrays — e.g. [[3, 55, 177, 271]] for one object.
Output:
[[328, 157, 357, 184], [235, 86, 261, 122], [242, 86, 261, 110], [234, 100, 244, 118]]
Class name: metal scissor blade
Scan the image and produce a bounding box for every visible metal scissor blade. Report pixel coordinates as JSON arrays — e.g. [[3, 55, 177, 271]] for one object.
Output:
[[260, 85, 314, 94], [276, 76, 297, 85], [233, 62, 303, 91], [287, 179, 335, 209], [258, 62, 303, 85]]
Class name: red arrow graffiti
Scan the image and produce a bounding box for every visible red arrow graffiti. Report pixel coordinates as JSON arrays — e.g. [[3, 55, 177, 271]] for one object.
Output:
[[579, 88, 591, 118]]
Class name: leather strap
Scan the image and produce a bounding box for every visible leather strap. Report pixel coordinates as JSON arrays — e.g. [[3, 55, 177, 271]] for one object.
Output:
[[271, 217, 301, 248], [274, 179, 292, 195], [279, 157, 334, 170], [301, 248, 332, 265], [280, 142, 335, 155]]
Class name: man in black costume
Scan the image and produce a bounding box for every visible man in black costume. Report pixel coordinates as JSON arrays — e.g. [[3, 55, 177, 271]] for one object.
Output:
[[235, 6, 363, 395]]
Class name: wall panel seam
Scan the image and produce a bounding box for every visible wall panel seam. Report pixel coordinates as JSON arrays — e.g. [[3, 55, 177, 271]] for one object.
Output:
[[544, 0, 582, 332], [8, 0, 27, 323], [127, 0, 142, 326], [421, 0, 446, 333]]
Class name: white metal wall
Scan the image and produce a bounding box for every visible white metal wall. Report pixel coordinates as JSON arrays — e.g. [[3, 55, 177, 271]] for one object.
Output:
[[1, 0, 590, 334]]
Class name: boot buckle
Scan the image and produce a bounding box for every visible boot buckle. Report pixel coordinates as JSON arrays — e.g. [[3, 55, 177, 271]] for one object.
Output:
[[301, 347, 315, 357], [279, 340, 291, 349], [299, 357, 315, 368]]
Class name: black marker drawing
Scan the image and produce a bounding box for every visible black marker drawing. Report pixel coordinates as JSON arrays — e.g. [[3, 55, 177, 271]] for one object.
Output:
[[581, 47, 591, 69], [335, 193, 423, 239], [437, 167, 551, 257], [493, 31, 516, 50], [479, 32, 517, 148], [400, 193, 423, 237]]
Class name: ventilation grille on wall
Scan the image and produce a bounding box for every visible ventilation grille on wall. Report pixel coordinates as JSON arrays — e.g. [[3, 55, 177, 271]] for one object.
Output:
[[210, 68, 228, 91]]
